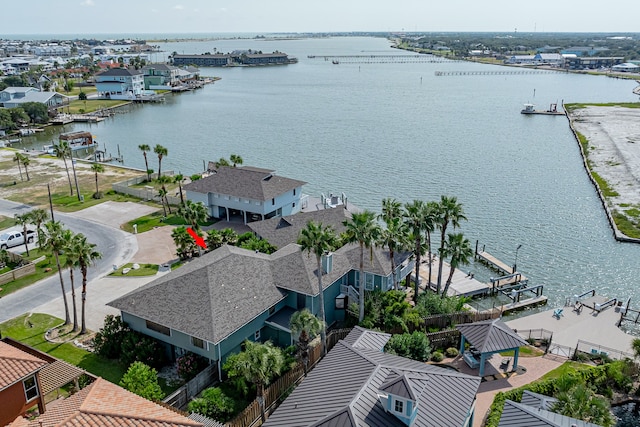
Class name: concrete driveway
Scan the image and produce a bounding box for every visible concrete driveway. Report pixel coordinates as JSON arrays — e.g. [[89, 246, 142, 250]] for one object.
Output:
[[65, 201, 158, 229]]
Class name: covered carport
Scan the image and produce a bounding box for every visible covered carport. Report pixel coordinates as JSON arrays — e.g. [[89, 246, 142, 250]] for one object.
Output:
[[457, 317, 529, 376]]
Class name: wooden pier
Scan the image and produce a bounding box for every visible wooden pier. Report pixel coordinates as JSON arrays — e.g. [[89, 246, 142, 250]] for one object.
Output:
[[420, 257, 490, 298]]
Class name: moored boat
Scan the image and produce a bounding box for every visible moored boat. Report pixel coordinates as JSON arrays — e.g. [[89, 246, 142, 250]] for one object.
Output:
[[521, 102, 565, 116]]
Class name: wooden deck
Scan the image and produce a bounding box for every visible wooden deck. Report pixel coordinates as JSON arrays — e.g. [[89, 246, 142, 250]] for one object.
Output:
[[475, 247, 528, 288], [419, 257, 490, 298]]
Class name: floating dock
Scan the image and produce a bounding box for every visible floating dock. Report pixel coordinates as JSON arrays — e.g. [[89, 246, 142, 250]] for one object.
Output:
[[521, 103, 565, 116]]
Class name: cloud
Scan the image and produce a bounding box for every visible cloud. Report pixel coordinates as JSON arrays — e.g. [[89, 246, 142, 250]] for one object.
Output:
[[173, 4, 184, 9], [80, 0, 95, 5]]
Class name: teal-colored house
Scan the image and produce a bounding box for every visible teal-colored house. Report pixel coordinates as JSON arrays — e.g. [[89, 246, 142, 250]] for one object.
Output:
[[108, 242, 413, 379]]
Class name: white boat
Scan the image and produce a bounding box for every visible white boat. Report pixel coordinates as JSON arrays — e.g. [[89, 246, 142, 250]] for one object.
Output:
[[19, 128, 36, 136]]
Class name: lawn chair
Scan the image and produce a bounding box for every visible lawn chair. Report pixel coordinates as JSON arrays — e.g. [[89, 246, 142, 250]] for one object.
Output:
[[553, 308, 564, 319], [500, 358, 511, 370]]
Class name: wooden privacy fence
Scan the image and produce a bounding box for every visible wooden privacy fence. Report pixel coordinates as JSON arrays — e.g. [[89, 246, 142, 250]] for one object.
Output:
[[0, 254, 38, 286], [421, 310, 500, 330], [225, 328, 353, 427], [163, 363, 219, 410], [425, 329, 461, 350]]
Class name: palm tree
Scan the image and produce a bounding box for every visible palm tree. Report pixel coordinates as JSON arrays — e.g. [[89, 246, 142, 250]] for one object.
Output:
[[552, 383, 615, 427], [289, 308, 324, 375], [380, 197, 402, 223], [423, 201, 439, 293], [62, 229, 79, 331], [172, 226, 197, 259], [178, 200, 208, 231], [440, 233, 473, 297], [233, 340, 285, 422], [220, 228, 238, 246], [229, 154, 243, 167], [42, 221, 71, 325], [403, 200, 427, 303], [297, 221, 337, 355], [157, 187, 168, 217], [215, 157, 230, 168], [27, 208, 49, 249], [19, 153, 30, 181], [13, 152, 23, 181], [343, 211, 381, 322], [153, 144, 168, 178], [206, 229, 224, 250], [73, 233, 101, 334], [435, 196, 467, 294], [157, 175, 173, 215], [138, 144, 152, 182], [173, 173, 185, 205], [91, 163, 104, 197], [54, 142, 73, 196], [14, 212, 33, 257], [378, 216, 409, 290]]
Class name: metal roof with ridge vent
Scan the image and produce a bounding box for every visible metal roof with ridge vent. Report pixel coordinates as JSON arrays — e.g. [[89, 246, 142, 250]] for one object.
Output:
[[456, 318, 528, 353]]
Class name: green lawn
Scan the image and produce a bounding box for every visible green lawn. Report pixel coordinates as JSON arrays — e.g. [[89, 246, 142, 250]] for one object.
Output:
[[0, 215, 17, 230], [499, 346, 545, 358], [49, 189, 159, 213], [65, 99, 129, 114], [0, 313, 127, 384], [109, 263, 159, 277], [0, 249, 64, 296], [122, 211, 215, 233]]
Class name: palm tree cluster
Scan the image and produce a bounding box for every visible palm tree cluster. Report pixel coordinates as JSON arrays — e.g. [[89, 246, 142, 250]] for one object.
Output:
[[40, 218, 102, 334], [13, 152, 31, 182]]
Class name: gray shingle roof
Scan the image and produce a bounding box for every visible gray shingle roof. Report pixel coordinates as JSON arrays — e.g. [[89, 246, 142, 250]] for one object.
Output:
[[108, 245, 286, 344], [264, 329, 480, 427], [248, 208, 351, 249], [499, 400, 603, 427], [456, 318, 528, 353], [183, 166, 306, 201]]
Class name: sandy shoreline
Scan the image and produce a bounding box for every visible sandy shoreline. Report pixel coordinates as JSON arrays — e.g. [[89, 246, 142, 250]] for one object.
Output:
[[567, 105, 640, 241]]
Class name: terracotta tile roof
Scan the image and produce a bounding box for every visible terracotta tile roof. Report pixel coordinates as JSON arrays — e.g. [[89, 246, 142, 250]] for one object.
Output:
[[20, 378, 203, 427], [0, 341, 48, 391]]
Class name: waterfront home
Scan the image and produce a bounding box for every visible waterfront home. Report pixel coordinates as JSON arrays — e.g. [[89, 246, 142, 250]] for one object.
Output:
[[142, 64, 180, 89], [264, 326, 481, 427], [499, 391, 603, 427], [0, 338, 87, 426], [0, 87, 67, 110], [94, 68, 144, 100], [184, 165, 306, 224], [248, 207, 351, 249], [107, 242, 413, 379]]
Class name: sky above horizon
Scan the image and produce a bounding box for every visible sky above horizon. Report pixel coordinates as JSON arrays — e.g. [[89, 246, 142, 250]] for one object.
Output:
[[3, 0, 638, 36]]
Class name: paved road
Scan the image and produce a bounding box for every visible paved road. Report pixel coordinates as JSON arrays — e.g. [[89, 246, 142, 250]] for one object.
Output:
[[0, 199, 137, 324]]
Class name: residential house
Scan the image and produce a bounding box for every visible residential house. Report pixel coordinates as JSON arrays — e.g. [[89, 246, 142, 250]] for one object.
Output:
[[248, 207, 351, 250], [0, 87, 40, 105], [264, 326, 481, 427], [142, 63, 180, 89], [183, 165, 306, 224], [1, 91, 67, 110], [0, 338, 86, 426], [560, 46, 609, 57], [108, 242, 413, 379], [498, 390, 603, 427], [94, 68, 144, 100], [7, 377, 205, 427]]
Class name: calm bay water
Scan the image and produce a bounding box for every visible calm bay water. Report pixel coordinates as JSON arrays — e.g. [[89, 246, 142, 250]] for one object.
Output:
[[20, 37, 640, 312]]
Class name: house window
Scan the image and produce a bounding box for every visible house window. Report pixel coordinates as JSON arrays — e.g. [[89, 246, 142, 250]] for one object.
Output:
[[23, 376, 38, 401], [269, 305, 276, 315], [365, 273, 374, 291], [146, 320, 170, 336], [292, 202, 296, 208], [394, 399, 404, 415], [191, 336, 205, 349], [293, 188, 296, 196], [254, 330, 261, 341], [272, 198, 275, 205]]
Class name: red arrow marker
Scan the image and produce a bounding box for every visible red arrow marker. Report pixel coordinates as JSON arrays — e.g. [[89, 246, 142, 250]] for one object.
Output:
[[187, 227, 207, 249]]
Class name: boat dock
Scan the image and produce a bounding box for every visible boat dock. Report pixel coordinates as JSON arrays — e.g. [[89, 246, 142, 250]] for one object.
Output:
[[420, 256, 490, 297], [521, 102, 565, 116], [435, 70, 557, 76], [307, 54, 455, 64]]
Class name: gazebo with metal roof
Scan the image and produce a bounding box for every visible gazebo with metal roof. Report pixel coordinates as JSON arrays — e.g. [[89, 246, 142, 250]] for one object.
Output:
[[456, 317, 529, 376]]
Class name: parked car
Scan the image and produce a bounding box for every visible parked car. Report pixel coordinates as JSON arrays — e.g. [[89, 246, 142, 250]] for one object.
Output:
[[0, 230, 35, 249]]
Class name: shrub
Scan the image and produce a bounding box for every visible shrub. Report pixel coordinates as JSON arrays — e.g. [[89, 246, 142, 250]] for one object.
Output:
[[384, 331, 431, 362], [120, 331, 166, 369], [119, 361, 164, 401], [177, 352, 209, 382], [431, 351, 444, 362], [188, 387, 236, 421], [92, 315, 129, 359], [445, 347, 459, 357]]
